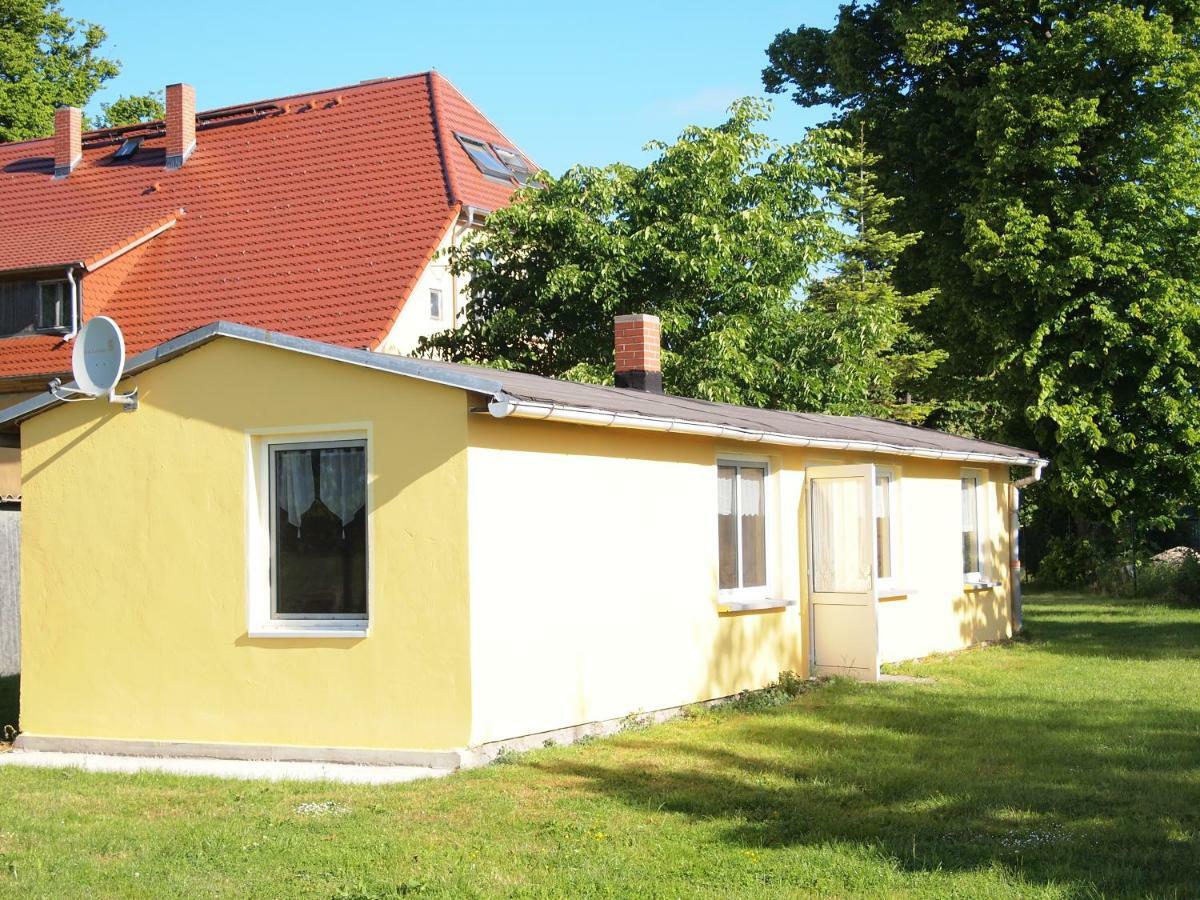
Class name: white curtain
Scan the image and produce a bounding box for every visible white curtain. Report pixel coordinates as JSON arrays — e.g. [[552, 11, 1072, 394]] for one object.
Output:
[[812, 477, 870, 593], [319, 447, 366, 531], [277, 451, 316, 533], [718, 467, 735, 516], [739, 469, 763, 519]]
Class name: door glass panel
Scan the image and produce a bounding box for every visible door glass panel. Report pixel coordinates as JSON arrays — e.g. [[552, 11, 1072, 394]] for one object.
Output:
[[739, 467, 767, 588], [717, 465, 738, 589], [812, 476, 870, 593]]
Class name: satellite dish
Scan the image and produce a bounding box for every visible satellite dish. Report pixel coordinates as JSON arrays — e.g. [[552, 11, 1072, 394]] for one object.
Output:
[[72, 316, 125, 396], [48, 316, 138, 411]]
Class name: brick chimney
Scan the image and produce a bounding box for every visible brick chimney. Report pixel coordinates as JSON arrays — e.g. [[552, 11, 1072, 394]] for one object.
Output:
[[165, 83, 196, 169], [53, 106, 82, 178], [614, 313, 663, 393]]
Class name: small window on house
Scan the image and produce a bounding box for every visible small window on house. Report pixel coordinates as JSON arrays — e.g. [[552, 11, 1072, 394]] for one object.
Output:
[[36, 281, 71, 334], [269, 440, 367, 620], [875, 471, 894, 581], [492, 146, 533, 184], [430, 288, 443, 320], [961, 472, 983, 580], [718, 461, 768, 593], [456, 134, 512, 180]]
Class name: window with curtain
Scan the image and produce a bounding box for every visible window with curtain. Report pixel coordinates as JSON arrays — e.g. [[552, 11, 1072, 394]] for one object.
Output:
[[961, 473, 982, 578], [811, 476, 871, 594], [875, 472, 893, 581], [717, 461, 768, 592], [270, 439, 367, 619]]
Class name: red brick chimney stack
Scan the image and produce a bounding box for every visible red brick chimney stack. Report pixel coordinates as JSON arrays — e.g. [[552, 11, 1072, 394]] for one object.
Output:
[[614, 313, 663, 394], [53, 106, 82, 178], [165, 83, 196, 170]]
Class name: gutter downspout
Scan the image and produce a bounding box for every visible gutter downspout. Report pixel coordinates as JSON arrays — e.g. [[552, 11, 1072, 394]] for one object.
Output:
[[1010, 460, 1048, 633], [63, 266, 80, 342]]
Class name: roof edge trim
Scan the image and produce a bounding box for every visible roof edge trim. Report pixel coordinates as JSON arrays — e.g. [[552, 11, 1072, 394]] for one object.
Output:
[[83, 213, 181, 272], [0, 321, 506, 430], [486, 393, 1049, 468]]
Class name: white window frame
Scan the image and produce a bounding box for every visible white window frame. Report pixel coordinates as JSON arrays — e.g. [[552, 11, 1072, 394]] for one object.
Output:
[[429, 288, 444, 321], [246, 424, 373, 638], [716, 456, 774, 602], [874, 466, 901, 591], [35, 279, 71, 334], [961, 469, 986, 584]]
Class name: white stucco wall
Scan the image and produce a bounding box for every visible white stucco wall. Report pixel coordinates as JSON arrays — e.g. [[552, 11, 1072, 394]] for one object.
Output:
[[376, 218, 472, 356]]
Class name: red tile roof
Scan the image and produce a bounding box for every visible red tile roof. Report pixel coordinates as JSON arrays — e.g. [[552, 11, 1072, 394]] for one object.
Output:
[[0, 71, 528, 382]]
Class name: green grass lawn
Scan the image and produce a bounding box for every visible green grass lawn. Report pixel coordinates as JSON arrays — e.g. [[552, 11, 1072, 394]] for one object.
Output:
[[0, 591, 1197, 898]]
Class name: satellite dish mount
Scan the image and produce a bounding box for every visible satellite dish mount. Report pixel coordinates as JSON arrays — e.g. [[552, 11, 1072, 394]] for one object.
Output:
[[48, 316, 138, 412]]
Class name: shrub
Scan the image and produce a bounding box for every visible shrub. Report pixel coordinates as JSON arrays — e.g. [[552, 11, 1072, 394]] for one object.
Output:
[[1142, 554, 1200, 605], [1034, 536, 1105, 588]]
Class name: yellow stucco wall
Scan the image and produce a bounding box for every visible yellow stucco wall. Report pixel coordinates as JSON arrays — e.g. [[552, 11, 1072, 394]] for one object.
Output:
[[19, 339, 473, 751], [872, 459, 1013, 663], [466, 421, 1013, 745]]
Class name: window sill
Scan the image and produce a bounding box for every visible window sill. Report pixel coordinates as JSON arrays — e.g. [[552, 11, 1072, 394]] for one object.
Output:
[[717, 598, 797, 614], [878, 587, 915, 601], [248, 625, 369, 639], [963, 579, 999, 591]]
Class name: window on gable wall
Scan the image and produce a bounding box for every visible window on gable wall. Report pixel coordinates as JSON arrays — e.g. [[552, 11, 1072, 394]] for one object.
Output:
[[718, 461, 768, 593], [429, 288, 443, 321], [269, 439, 368, 621]]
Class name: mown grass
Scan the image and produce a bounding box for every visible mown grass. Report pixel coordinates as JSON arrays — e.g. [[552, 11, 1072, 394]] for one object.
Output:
[[0, 591, 1197, 898]]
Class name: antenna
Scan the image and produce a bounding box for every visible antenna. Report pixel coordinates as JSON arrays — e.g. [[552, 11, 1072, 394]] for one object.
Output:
[[48, 317, 138, 412]]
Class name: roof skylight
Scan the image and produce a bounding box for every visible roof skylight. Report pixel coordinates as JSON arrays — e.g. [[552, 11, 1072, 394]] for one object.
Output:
[[113, 137, 143, 160], [492, 146, 533, 184], [456, 134, 512, 181]]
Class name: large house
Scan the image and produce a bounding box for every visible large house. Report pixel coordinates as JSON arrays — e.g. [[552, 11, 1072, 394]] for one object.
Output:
[[0, 72, 533, 674]]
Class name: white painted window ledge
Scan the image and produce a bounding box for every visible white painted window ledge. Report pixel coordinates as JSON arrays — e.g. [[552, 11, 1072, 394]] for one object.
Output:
[[717, 598, 798, 613], [248, 626, 369, 639], [963, 579, 1000, 590]]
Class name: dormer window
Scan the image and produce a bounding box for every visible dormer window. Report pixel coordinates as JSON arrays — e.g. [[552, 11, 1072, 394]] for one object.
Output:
[[36, 281, 72, 334]]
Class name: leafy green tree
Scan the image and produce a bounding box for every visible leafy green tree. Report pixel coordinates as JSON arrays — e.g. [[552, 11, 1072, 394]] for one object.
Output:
[[796, 129, 944, 422], [423, 99, 931, 417], [0, 1, 157, 141], [765, 2, 1200, 540], [93, 90, 163, 129]]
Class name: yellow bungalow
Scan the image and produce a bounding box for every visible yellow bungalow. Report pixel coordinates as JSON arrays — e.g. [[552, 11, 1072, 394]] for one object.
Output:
[[0, 315, 1045, 769]]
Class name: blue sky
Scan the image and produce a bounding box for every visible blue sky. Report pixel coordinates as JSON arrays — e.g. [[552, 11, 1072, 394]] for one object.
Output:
[[71, 1, 841, 174]]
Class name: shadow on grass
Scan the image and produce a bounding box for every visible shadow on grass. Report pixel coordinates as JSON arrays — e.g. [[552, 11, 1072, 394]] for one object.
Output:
[[529, 594, 1200, 897], [0, 674, 16, 739], [1025, 592, 1200, 661]]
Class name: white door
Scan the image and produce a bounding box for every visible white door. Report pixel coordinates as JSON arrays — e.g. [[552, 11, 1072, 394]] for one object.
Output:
[[807, 464, 879, 681]]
